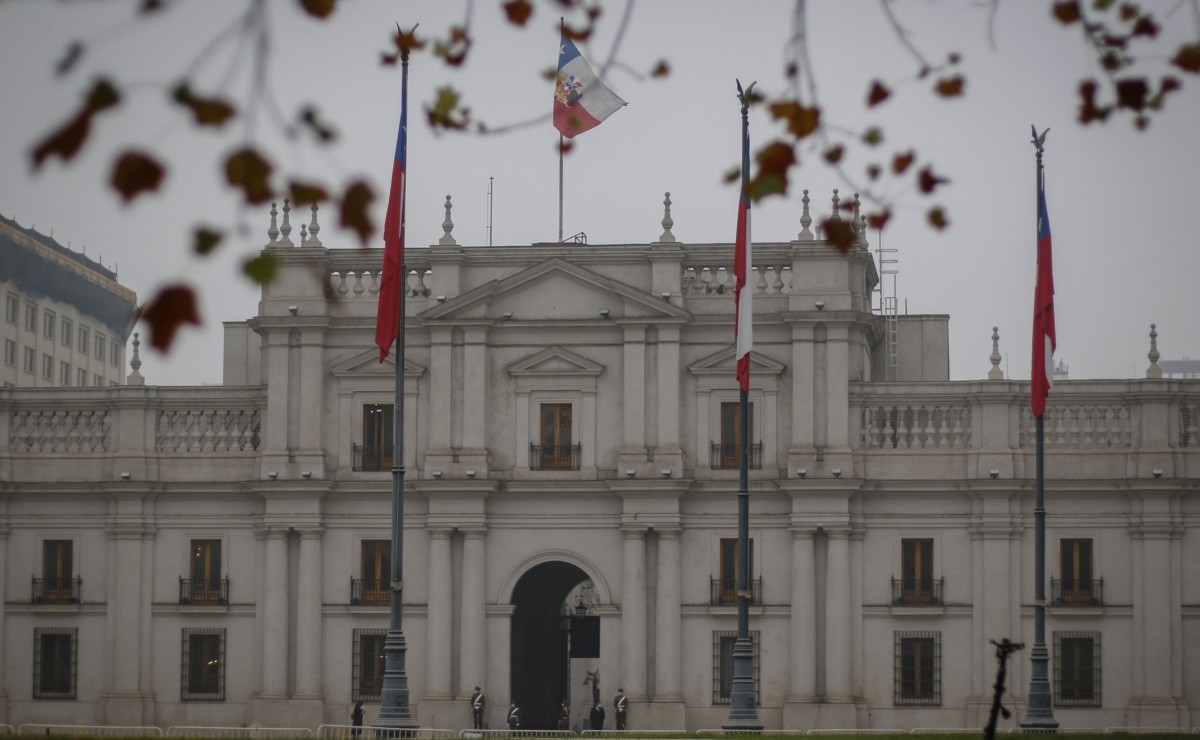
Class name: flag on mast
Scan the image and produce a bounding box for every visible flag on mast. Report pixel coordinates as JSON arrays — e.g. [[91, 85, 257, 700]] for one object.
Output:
[[1030, 168, 1056, 417], [554, 31, 625, 138], [374, 75, 408, 362], [733, 99, 752, 393]]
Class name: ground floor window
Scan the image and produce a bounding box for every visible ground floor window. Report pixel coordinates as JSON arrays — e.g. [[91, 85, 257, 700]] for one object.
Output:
[[895, 631, 941, 705], [1055, 631, 1101, 707], [354, 628, 388, 701], [33, 627, 76, 700], [181, 628, 225, 701], [712, 630, 759, 705]]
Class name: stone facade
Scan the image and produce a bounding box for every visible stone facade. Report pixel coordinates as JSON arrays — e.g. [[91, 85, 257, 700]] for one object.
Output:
[[0, 198, 1196, 731]]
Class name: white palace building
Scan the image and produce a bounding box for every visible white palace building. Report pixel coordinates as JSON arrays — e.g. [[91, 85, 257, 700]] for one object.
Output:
[[0, 193, 1196, 733]]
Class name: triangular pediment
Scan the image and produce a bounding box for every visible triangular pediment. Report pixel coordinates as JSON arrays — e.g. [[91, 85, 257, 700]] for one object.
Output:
[[689, 346, 786, 377], [507, 345, 604, 378], [331, 348, 426, 378], [418, 258, 690, 323]]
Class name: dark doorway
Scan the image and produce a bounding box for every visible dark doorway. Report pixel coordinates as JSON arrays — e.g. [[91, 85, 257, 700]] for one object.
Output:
[[510, 561, 591, 729]]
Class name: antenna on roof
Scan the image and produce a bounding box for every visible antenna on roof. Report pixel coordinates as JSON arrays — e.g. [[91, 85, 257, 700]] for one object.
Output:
[[487, 176, 494, 247]]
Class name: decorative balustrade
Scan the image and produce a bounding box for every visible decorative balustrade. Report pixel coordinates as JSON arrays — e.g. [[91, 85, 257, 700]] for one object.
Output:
[[1050, 577, 1104, 607], [9, 409, 109, 453], [350, 578, 389, 606], [710, 576, 763, 606], [178, 577, 229, 606], [682, 264, 792, 296], [32, 577, 81, 604], [156, 409, 261, 452], [710, 442, 763, 469], [891, 577, 944, 606], [1181, 403, 1198, 447], [529, 443, 582, 471], [328, 269, 432, 300], [860, 404, 972, 450], [1019, 404, 1131, 448]]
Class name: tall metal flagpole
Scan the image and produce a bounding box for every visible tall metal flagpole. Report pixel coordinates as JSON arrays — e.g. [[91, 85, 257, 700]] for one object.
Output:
[[558, 134, 565, 242], [376, 37, 418, 733], [723, 80, 763, 732], [1020, 126, 1058, 731]]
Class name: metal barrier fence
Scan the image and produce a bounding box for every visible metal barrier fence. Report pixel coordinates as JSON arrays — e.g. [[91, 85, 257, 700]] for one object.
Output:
[[1, 727, 14, 736], [19, 726, 162, 737], [318, 727, 456, 740], [166, 728, 313, 739], [580, 733, 693, 737], [804, 731, 907, 735], [1103, 729, 1194, 735], [457, 732, 574, 739]]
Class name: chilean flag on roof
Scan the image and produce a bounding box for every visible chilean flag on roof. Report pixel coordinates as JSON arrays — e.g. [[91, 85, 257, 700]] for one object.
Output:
[[554, 31, 626, 138]]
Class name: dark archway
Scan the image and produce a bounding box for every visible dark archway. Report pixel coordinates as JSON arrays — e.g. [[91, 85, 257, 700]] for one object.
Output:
[[510, 561, 589, 730]]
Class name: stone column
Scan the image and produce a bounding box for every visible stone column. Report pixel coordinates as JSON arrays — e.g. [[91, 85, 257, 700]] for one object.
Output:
[[261, 528, 289, 697], [654, 528, 682, 700], [788, 528, 816, 699], [620, 527, 648, 698], [655, 328, 681, 455], [294, 528, 323, 698], [824, 529, 852, 700], [460, 528, 488, 692], [109, 526, 144, 696], [622, 328, 646, 454], [426, 528, 453, 697]]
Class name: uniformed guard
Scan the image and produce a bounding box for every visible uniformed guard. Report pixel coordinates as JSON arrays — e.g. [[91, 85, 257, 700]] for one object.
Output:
[[508, 701, 521, 730], [614, 688, 628, 730], [471, 686, 486, 729]]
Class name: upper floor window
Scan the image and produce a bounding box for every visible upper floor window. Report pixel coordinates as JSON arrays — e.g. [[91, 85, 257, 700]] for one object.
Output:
[[78, 326, 89, 354], [895, 538, 941, 604], [1054, 631, 1100, 707], [33, 627, 77, 700], [714, 537, 758, 606], [59, 361, 71, 386], [43, 310, 56, 340], [1054, 538, 1101, 605], [26, 302, 37, 332], [24, 347, 35, 374], [715, 401, 761, 469], [5, 293, 18, 323], [894, 631, 941, 705], [535, 403, 578, 471], [3, 339, 15, 367], [77, 368, 87, 387], [94, 332, 106, 360], [355, 403, 393, 472], [354, 539, 390, 605], [185, 539, 225, 604], [61, 318, 73, 347], [181, 628, 225, 701], [41, 353, 53, 380], [110, 340, 120, 367], [38, 539, 77, 603]]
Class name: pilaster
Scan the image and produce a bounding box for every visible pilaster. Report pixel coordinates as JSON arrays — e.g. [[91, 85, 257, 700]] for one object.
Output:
[[620, 526, 648, 699]]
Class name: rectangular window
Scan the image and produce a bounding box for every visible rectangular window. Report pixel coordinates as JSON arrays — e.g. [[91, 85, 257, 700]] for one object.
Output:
[[353, 629, 387, 701], [78, 326, 89, 355], [3, 339, 15, 367], [110, 340, 120, 367], [94, 332, 105, 360], [1060, 538, 1094, 603], [60, 361, 71, 385], [24, 347, 36, 373], [33, 628, 77, 700], [717, 537, 755, 606], [539, 403, 575, 470], [900, 538, 936, 603], [61, 318, 73, 347], [357, 540, 391, 605], [1054, 632, 1101, 707], [42, 353, 54, 380], [895, 631, 941, 705], [717, 401, 757, 469], [26, 302, 37, 332], [41, 539, 75, 603], [77, 368, 87, 387], [712, 630, 760, 704], [188, 539, 223, 604], [43, 310, 56, 340], [359, 403, 394, 471], [181, 628, 225, 701], [5, 293, 18, 323]]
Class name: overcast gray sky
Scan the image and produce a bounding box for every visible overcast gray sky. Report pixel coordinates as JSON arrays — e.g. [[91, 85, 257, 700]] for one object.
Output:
[[1, 0, 1197, 385]]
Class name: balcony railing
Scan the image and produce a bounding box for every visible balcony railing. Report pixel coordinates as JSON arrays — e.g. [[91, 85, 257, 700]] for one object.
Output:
[[352, 444, 393, 472], [710, 442, 763, 470], [1051, 577, 1104, 606], [351, 578, 390, 606], [179, 577, 229, 605], [891, 577, 944, 606], [32, 577, 81, 604], [529, 443, 581, 471], [710, 577, 762, 606]]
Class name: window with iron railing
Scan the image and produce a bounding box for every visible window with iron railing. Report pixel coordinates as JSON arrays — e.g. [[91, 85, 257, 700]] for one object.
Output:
[[530, 442, 581, 471], [1058, 539, 1099, 604], [895, 631, 941, 705], [716, 402, 758, 469], [712, 630, 759, 705], [1051, 577, 1103, 606], [33, 627, 76, 700], [710, 576, 762, 606], [356, 404, 394, 471], [1054, 631, 1101, 707], [181, 628, 225, 701], [891, 576, 944, 606], [178, 577, 229, 605], [716, 538, 755, 606], [352, 540, 390, 605], [36, 540, 77, 603], [182, 539, 226, 604], [538, 403, 575, 470], [353, 629, 387, 701]]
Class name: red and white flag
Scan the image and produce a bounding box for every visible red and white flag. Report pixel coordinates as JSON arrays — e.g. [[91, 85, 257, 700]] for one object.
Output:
[[374, 72, 408, 362], [734, 114, 752, 392], [553, 31, 625, 138], [1030, 175, 1056, 417]]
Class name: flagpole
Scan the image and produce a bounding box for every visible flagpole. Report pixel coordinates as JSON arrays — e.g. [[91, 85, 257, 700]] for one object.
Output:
[[723, 79, 763, 732], [558, 133, 565, 242], [1020, 127, 1058, 731], [376, 35, 418, 733]]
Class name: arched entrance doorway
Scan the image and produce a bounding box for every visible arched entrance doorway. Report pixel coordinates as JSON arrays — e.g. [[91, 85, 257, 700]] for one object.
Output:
[[509, 561, 593, 730]]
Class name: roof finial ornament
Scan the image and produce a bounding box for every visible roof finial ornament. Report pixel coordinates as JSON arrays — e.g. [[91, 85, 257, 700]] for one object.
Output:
[[1146, 323, 1162, 378], [279, 199, 294, 247], [798, 189, 813, 240], [852, 193, 866, 244], [439, 194, 458, 246], [127, 332, 145, 386], [267, 202, 279, 245], [658, 191, 676, 243], [830, 188, 841, 221], [299, 223, 308, 247], [306, 202, 323, 248], [988, 326, 1004, 380]]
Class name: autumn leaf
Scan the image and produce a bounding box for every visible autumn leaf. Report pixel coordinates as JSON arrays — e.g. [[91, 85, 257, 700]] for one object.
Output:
[[861, 127, 883, 145], [927, 206, 949, 230], [139, 284, 201, 352], [867, 80, 891, 107], [192, 227, 223, 256], [650, 60, 670, 78], [426, 86, 472, 131], [55, 42, 84, 76], [1078, 79, 1111, 123], [1170, 43, 1200, 73], [821, 218, 856, 252], [1131, 15, 1158, 38], [139, 0, 165, 13], [823, 145, 844, 164], [434, 25, 472, 67], [917, 165, 949, 194], [866, 164, 881, 181], [768, 101, 820, 139], [31, 78, 120, 170], [867, 210, 892, 230], [892, 150, 915, 175], [289, 180, 328, 205], [935, 75, 965, 97], [1115, 77, 1148, 110], [340, 180, 375, 246], [243, 253, 280, 285], [110, 150, 166, 202], [1052, 1, 1081, 24], [224, 147, 274, 204], [747, 140, 796, 201], [298, 0, 337, 18], [298, 105, 337, 143], [172, 83, 236, 127], [503, 0, 533, 26]]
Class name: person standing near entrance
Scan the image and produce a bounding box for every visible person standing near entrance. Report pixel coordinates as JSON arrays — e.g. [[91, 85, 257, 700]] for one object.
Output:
[[507, 701, 521, 729], [614, 688, 627, 730], [589, 701, 605, 731], [558, 700, 570, 731], [471, 686, 486, 729], [350, 701, 364, 738]]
